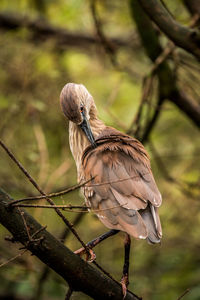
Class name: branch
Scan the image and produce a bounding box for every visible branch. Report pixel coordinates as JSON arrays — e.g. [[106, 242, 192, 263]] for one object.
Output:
[[0, 249, 27, 268], [130, 0, 200, 131], [9, 178, 93, 205], [0, 188, 139, 300], [90, 0, 117, 65], [127, 75, 155, 138], [176, 288, 190, 300], [0, 139, 88, 251], [138, 0, 200, 60], [129, 0, 173, 141], [183, 0, 200, 16], [34, 213, 85, 300], [169, 89, 200, 128], [141, 96, 164, 144], [0, 11, 134, 51], [11, 203, 88, 211]]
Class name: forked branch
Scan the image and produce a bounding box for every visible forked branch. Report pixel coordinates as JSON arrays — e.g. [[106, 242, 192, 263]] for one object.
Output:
[[0, 188, 139, 300], [138, 0, 200, 59]]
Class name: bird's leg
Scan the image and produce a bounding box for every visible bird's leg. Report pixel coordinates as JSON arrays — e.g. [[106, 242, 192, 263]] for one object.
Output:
[[74, 229, 119, 261], [121, 233, 131, 299], [87, 229, 119, 248]]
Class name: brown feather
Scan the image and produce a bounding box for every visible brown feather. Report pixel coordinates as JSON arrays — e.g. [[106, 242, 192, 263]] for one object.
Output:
[[60, 83, 162, 243], [60, 83, 82, 124], [83, 126, 162, 242]]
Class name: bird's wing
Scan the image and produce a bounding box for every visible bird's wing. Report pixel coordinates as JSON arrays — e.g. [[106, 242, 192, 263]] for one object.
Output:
[[82, 128, 162, 240]]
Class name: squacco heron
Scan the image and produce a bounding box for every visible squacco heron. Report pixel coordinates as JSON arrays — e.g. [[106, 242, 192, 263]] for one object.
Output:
[[60, 83, 162, 296]]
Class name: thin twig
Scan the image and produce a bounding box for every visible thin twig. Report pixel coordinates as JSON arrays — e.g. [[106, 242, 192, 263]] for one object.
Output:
[[90, 0, 117, 65], [176, 288, 190, 300], [90, 0, 142, 81], [13, 204, 88, 209], [18, 208, 31, 241], [31, 226, 47, 239], [12, 202, 130, 213], [0, 140, 121, 285], [17, 200, 127, 213], [9, 179, 93, 205], [141, 18, 199, 143], [18, 225, 47, 250], [128, 41, 175, 139], [150, 42, 175, 76], [9, 174, 149, 206], [141, 96, 164, 144], [0, 139, 88, 252], [127, 75, 154, 137], [0, 249, 27, 268], [85, 173, 149, 187]]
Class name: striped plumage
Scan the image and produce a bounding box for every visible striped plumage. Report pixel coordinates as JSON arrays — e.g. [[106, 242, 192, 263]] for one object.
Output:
[[60, 83, 162, 244]]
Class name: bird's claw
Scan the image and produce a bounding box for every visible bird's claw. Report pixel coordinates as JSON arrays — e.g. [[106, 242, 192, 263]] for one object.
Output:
[[87, 248, 96, 262], [74, 247, 96, 262], [120, 273, 129, 299], [74, 247, 85, 256]]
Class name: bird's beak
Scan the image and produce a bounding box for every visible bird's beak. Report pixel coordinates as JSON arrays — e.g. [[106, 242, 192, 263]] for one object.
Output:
[[80, 111, 97, 148]]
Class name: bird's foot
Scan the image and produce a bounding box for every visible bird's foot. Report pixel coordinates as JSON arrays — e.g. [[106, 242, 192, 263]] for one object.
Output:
[[120, 273, 129, 299], [74, 247, 96, 262]]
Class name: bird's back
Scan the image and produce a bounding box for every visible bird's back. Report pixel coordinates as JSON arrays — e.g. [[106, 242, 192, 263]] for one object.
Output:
[[82, 127, 162, 244]]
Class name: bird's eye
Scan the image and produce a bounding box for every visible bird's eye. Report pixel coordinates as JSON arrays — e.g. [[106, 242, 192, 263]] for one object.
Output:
[[80, 105, 84, 113]]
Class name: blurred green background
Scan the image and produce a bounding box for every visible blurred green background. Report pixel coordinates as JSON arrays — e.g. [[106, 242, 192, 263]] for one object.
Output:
[[0, 1, 200, 299]]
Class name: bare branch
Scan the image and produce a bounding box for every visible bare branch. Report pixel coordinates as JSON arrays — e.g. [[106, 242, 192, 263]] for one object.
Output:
[[169, 89, 200, 128], [0, 139, 88, 251], [130, 0, 200, 131], [149, 42, 175, 75], [183, 0, 200, 16], [176, 288, 190, 300], [18, 208, 32, 241], [0, 249, 27, 268], [0, 188, 139, 300], [12, 203, 88, 210], [0, 140, 128, 282], [127, 75, 155, 137], [0, 11, 134, 51], [90, 0, 117, 65], [141, 96, 164, 144], [11, 202, 133, 215], [9, 179, 93, 205], [138, 0, 200, 59]]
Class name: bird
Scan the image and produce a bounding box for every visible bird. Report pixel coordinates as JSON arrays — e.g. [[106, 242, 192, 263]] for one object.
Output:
[[60, 83, 162, 296]]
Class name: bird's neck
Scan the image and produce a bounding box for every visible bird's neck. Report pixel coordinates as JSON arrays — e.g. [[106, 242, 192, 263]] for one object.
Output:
[[69, 117, 105, 181]]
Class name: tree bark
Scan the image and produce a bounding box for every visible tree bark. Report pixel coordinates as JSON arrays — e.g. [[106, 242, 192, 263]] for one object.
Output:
[[137, 0, 200, 60], [130, 0, 200, 131], [183, 0, 200, 15], [0, 188, 139, 300], [169, 90, 200, 128]]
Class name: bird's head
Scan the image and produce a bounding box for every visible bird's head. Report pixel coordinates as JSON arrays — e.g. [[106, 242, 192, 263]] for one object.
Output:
[[60, 83, 97, 147]]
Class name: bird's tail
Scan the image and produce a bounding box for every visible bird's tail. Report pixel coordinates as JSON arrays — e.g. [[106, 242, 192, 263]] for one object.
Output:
[[139, 204, 162, 244]]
